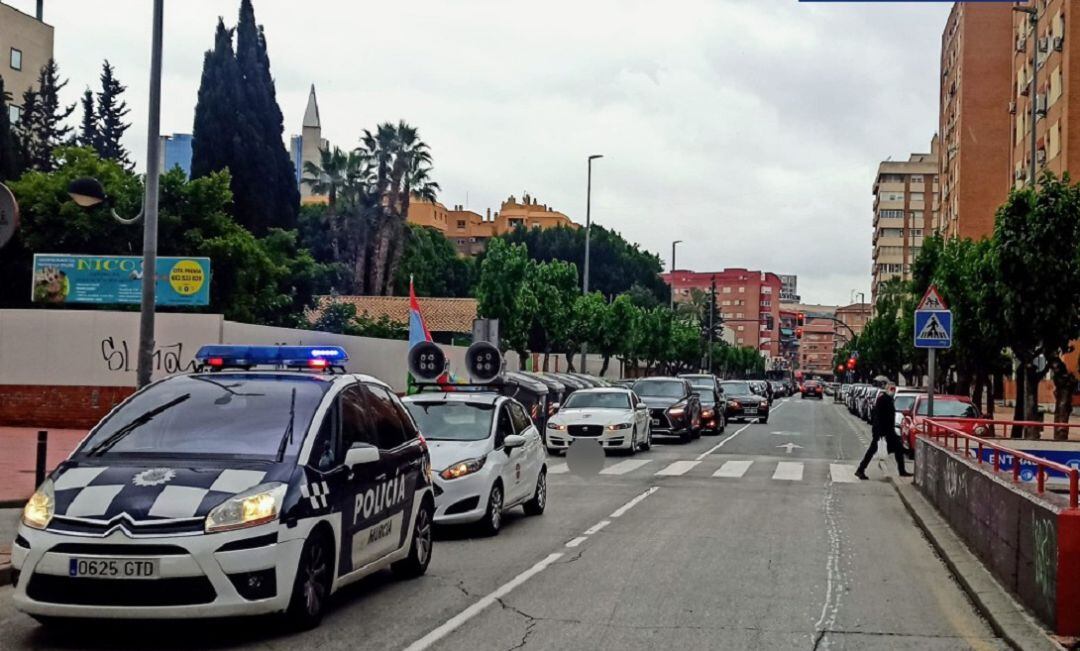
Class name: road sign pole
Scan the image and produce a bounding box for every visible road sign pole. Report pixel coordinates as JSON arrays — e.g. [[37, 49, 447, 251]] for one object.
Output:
[[927, 348, 935, 418]]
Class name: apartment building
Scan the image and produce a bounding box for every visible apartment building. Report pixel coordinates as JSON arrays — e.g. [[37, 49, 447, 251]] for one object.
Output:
[[1009, 0, 1078, 188], [778, 274, 800, 303], [407, 194, 578, 256], [0, 1, 54, 126], [939, 2, 1013, 240], [835, 302, 871, 338], [799, 317, 837, 379], [871, 139, 940, 303], [662, 268, 783, 357]]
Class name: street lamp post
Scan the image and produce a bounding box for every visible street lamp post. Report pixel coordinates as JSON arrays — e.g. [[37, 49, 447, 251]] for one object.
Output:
[[669, 240, 682, 310], [66, 0, 164, 389], [580, 154, 603, 374]]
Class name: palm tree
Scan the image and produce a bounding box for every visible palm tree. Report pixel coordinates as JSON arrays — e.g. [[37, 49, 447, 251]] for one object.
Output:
[[302, 145, 349, 208]]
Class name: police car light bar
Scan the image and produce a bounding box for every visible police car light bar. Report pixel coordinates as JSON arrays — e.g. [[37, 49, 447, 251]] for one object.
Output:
[[194, 345, 349, 370]]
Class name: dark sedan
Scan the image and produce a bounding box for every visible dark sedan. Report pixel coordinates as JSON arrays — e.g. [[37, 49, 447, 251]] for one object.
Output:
[[720, 380, 770, 423], [632, 377, 702, 443]]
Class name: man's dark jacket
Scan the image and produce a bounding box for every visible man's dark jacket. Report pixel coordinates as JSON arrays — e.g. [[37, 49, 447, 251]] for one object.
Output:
[[871, 391, 896, 441]]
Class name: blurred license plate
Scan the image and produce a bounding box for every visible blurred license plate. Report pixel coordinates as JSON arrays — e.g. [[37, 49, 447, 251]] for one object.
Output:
[[69, 558, 159, 579], [744, 408, 757, 415]]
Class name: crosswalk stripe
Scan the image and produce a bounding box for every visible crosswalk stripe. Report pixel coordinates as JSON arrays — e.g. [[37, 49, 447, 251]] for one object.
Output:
[[600, 459, 653, 475], [773, 462, 804, 481], [713, 460, 754, 478], [655, 460, 701, 476], [830, 464, 859, 483], [549, 463, 569, 474]]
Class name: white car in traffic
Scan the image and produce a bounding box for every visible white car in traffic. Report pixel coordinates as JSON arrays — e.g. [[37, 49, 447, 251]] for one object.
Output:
[[544, 388, 652, 454], [402, 393, 547, 536]]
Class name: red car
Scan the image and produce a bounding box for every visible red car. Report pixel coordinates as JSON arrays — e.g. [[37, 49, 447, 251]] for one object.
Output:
[[801, 380, 823, 399], [901, 394, 985, 454]]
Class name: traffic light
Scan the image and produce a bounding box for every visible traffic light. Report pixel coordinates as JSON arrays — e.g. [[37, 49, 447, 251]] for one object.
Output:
[[847, 357, 856, 370], [795, 327, 804, 339], [837, 365, 845, 374], [797, 312, 806, 327]]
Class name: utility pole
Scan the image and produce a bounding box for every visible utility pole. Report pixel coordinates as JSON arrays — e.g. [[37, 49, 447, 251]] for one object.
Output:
[[580, 154, 603, 374], [707, 275, 716, 373], [669, 240, 682, 310]]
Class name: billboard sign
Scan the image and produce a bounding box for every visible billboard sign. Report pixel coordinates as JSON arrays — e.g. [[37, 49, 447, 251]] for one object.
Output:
[[31, 254, 211, 306]]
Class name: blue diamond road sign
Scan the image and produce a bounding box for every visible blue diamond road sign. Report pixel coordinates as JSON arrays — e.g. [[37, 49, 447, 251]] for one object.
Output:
[[914, 309, 952, 349]]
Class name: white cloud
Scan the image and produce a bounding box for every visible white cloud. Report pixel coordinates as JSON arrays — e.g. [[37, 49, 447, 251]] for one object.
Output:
[[8, 0, 949, 305]]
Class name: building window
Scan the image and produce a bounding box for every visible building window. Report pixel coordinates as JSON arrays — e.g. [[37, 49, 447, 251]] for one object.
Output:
[[457, 239, 465, 245], [738, 325, 745, 332], [456, 220, 466, 229], [762, 286, 772, 294], [722, 287, 732, 294], [738, 287, 745, 293], [878, 210, 903, 219], [910, 175, 924, 184], [910, 192, 925, 202], [9, 48, 21, 71], [8, 105, 20, 124], [879, 192, 904, 202]]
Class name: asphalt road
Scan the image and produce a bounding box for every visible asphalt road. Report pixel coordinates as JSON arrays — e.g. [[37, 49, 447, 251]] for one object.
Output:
[[0, 396, 1007, 650]]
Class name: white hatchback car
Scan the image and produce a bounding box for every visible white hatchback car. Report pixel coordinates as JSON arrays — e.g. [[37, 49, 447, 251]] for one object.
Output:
[[544, 388, 652, 454], [402, 392, 547, 536]]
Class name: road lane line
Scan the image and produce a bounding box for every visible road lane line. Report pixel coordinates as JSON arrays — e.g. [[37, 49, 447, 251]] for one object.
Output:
[[694, 422, 753, 461], [829, 463, 859, 483], [773, 461, 804, 481], [609, 486, 659, 518], [565, 536, 587, 548], [548, 463, 569, 474], [599, 459, 652, 475], [713, 460, 753, 478], [583, 520, 610, 535], [404, 552, 564, 651], [655, 460, 701, 476]]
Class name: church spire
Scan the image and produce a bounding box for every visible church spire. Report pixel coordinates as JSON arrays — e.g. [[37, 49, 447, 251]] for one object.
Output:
[[302, 84, 320, 129]]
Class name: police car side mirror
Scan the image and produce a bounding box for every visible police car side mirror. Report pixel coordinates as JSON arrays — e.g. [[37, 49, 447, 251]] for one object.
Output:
[[504, 434, 526, 450], [344, 444, 380, 468]]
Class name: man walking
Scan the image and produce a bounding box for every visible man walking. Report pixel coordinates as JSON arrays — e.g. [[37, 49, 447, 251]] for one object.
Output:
[[855, 382, 910, 480]]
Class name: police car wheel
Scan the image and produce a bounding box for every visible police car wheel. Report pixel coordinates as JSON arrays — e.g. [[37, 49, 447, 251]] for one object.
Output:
[[393, 498, 434, 578], [479, 482, 504, 536], [285, 531, 333, 630], [523, 469, 547, 516]]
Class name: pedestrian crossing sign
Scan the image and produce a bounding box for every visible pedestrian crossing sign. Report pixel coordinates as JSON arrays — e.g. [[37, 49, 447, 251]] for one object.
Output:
[[914, 309, 952, 348]]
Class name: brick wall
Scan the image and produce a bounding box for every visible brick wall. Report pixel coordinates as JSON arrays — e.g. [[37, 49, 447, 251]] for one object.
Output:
[[0, 385, 135, 429]]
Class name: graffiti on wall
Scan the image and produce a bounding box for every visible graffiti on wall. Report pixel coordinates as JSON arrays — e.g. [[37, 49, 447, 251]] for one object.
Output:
[[100, 337, 199, 375], [1033, 515, 1057, 613]]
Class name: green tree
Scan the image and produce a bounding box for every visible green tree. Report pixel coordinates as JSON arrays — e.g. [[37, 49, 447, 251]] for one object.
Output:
[[78, 89, 97, 149], [391, 224, 475, 298], [475, 239, 537, 364], [529, 260, 579, 370], [20, 59, 74, 171], [564, 291, 608, 372], [94, 61, 131, 167], [596, 294, 640, 376], [994, 173, 1080, 438]]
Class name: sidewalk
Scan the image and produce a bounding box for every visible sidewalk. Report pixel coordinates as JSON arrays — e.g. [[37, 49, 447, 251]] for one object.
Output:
[[0, 427, 86, 506]]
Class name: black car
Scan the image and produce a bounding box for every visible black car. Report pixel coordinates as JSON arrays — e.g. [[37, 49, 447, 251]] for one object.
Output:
[[768, 381, 787, 398], [679, 374, 727, 435], [720, 380, 771, 423], [631, 377, 702, 443]]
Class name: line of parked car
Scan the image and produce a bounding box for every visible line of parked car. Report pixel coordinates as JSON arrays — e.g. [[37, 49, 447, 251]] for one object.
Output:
[[838, 383, 984, 456]]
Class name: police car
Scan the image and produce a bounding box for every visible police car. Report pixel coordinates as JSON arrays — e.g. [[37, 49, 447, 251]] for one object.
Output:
[[11, 346, 434, 630]]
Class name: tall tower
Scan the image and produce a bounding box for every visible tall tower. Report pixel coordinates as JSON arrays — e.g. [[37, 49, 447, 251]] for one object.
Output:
[[290, 85, 328, 200]]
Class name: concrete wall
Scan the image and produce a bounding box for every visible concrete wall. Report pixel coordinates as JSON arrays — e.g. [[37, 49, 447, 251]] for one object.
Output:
[[0, 309, 519, 428], [915, 437, 1080, 634]]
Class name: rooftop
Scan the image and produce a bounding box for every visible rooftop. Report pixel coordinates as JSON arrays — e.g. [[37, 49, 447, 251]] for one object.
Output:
[[312, 295, 478, 333]]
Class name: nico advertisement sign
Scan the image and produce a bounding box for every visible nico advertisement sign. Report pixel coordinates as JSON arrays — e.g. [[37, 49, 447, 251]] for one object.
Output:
[[31, 254, 211, 306]]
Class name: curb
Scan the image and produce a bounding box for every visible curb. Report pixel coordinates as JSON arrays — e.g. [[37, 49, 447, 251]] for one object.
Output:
[[890, 477, 1063, 651], [0, 498, 26, 509], [0, 548, 10, 587]]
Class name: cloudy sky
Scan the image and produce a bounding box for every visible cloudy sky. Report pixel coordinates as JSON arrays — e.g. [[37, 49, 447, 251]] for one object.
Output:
[[9, 0, 950, 305]]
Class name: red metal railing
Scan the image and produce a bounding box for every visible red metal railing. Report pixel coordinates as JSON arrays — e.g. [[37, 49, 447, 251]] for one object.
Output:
[[923, 418, 1080, 509]]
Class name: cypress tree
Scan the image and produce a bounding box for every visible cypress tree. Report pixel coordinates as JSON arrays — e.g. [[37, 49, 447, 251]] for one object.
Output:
[[95, 60, 131, 167], [79, 88, 97, 149], [192, 20, 242, 192], [0, 76, 22, 180], [21, 59, 74, 171]]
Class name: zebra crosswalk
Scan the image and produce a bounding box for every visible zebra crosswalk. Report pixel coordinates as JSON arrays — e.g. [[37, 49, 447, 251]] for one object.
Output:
[[548, 458, 863, 484]]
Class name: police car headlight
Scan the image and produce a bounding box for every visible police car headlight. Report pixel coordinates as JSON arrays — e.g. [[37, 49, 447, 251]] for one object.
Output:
[[205, 483, 287, 533], [22, 479, 54, 530], [546, 422, 566, 430], [606, 422, 633, 430], [440, 457, 486, 480]]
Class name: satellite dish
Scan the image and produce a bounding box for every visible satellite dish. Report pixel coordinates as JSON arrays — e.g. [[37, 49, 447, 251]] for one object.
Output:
[[408, 341, 447, 382], [465, 341, 502, 383]]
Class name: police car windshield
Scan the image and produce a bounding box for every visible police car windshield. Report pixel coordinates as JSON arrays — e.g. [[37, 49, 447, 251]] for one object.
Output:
[[405, 401, 494, 441], [79, 375, 327, 459], [562, 392, 630, 410], [632, 380, 684, 398]]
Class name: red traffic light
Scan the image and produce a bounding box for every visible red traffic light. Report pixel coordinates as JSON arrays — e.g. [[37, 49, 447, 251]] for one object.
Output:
[[795, 327, 804, 339], [837, 365, 845, 374], [847, 358, 856, 369]]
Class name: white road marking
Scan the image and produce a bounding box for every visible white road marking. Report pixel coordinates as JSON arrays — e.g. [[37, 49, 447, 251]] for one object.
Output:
[[599, 459, 652, 475], [773, 461, 804, 481], [548, 463, 569, 474], [655, 460, 701, 476], [565, 536, 587, 548], [713, 460, 754, 478], [404, 552, 563, 651], [609, 486, 659, 518], [829, 464, 859, 483], [694, 422, 753, 461], [583, 520, 610, 535]]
